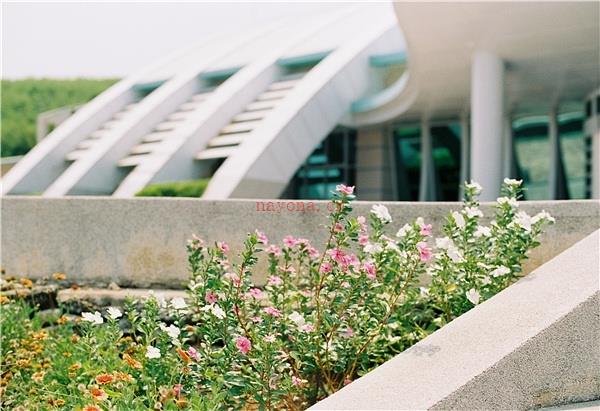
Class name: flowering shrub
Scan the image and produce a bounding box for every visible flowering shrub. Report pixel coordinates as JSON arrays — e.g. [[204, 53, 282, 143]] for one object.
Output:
[[0, 180, 554, 410]]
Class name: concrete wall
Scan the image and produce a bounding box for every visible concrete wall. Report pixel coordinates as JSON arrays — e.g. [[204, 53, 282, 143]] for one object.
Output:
[[311, 230, 600, 410], [1, 197, 598, 288]]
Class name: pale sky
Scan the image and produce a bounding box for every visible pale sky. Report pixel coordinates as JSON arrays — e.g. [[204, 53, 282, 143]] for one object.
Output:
[[1, 2, 350, 79]]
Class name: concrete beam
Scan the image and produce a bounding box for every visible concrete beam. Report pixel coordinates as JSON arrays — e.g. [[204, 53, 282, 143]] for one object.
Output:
[[1, 197, 598, 288]]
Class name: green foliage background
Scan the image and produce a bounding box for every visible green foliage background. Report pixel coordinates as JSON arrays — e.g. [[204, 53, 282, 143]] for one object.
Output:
[[136, 179, 210, 198], [1, 78, 118, 157]]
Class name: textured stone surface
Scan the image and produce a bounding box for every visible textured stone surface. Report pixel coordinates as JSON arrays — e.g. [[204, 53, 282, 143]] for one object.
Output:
[[57, 287, 186, 307], [1, 197, 598, 287], [310, 231, 600, 410]]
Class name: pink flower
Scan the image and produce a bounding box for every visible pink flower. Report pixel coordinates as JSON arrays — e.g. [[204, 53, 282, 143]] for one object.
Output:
[[219, 259, 230, 269], [236, 336, 251, 355], [187, 346, 201, 362], [251, 316, 263, 323], [267, 276, 283, 286], [292, 376, 304, 387], [173, 384, 182, 396], [319, 262, 332, 274], [297, 238, 311, 247], [255, 230, 268, 245], [341, 281, 351, 288], [300, 290, 312, 298], [358, 235, 369, 246], [283, 235, 298, 248], [363, 262, 377, 280], [344, 378, 352, 386], [301, 323, 315, 333], [247, 288, 263, 299], [417, 241, 432, 262], [327, 248, 346, 264], [336, 184, 355, 195], [204, 291, 219, 305], [264, 334, 276, 343], [307, 247, 320, 259], [340, 327, 354, 339], [342, 253, 359, 269], [217, 241, 229, 253], [263, 306, 282, 318], [224, 272, 241, 286], [420, 223, 432, 236], [334, 223, 344, 233], [265, 245, 282, 256]]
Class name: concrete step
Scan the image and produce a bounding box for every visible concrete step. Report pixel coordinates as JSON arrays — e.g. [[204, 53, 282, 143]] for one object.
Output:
[[268, 78, 300, 91], [196, 146, 236, 160], [100, 120, 122, 130], [89, 130, 109, 139], [65, 149, 88, 162], [130, 142, 163, 155], [245, 100, 277, 111], [232, 109, 270, 123], [118, 155, 148, 168], [76, 139, 97, 150], [219, 121, 259, 135], [208, 134, 244, 148], [57, 287, 187, 309], [191, 92, 211, 102], [256, 89, 288, 101], [142, 131, 177, 143], [154, 121, 180, 132], [179, 101, 204, 111]]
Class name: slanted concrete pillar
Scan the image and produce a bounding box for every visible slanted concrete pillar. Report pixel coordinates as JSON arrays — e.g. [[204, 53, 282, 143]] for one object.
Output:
[[470, 51, 505, 201], [458, 114, 470, 200], [356, 127, 394, 200], [419, 119, 436, 201]]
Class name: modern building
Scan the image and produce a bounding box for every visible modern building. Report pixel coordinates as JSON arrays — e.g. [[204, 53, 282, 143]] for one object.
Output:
[[3, 2, 599, 201]]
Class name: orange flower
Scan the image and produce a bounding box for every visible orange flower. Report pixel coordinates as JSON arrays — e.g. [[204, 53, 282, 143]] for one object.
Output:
[[176, 348, 191, 363], [69, 363, 82, 372], [32, 330, 48, 340], [174, 398, 188, 409], [32, 371, 45, 383], [71, 335, 80, 343], [19, 278, 33, 288], [123, 353, 142, 369], [52, 272, 67, 281], [95, 374, 115, 385], [114, 372, 134, 382], [0, 295, 10, 305], [83, 405, 101, 411], [89, 387, 108, 401], [57, 315, 69, 325]]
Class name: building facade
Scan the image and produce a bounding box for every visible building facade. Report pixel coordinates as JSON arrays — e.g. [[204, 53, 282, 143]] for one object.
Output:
[[3, 3, 599, 201]]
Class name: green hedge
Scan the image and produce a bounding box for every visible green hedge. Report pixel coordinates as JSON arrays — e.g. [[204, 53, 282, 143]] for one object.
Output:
[[1, 78, 118, 157], [135, 179, 210, 198]]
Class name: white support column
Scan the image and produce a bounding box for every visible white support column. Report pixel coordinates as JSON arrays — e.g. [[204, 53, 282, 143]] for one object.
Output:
[[459, 114, 470, 200], [470, 51, 505, 201], [590, 93, 600, 199], [419, 119, 436, 201]]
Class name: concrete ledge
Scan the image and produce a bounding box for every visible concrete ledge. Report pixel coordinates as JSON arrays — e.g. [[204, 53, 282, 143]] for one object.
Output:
[[1, 197, 598, 287], [310, 230, 600, 410]]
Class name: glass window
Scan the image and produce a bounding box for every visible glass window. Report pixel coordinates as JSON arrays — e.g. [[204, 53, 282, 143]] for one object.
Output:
[[284, 127, 357, 200], [393, 126, 421, 201], [514, 121, 550, 200], [559, 116, 586, 199], [431, 124, 461, 201]]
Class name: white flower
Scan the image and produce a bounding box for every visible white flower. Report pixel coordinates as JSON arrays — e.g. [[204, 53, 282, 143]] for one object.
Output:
[[385, 241, 399, 251], [106, 307, 122, 320], [532, 210, 555, 224], [497, 197, 519, 208], [474, 226, 492, 238], [490, 266, 510, 277], [160, 323, 181, 340], [419, 287, 430, 297], [482, 276, 492, 285], [465, 181, 482, 194], [288, 311, 305, 327], [210, 304, 226, 319], [466, 289, 480, 305], [82, 311, 103, 325], [146, 346, 161, 359], [396, 224, 411, 238], [452, 211, 465, 228], [514, 211, 533, 232], [363, 242, 383, 254], [435, 237, 453, 250], [371, 204, 392, 224], [446, 246, 464, 263], [464, 207, 483, 219], [503, 178, 522, 186], [170, 297, 187, 310]]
